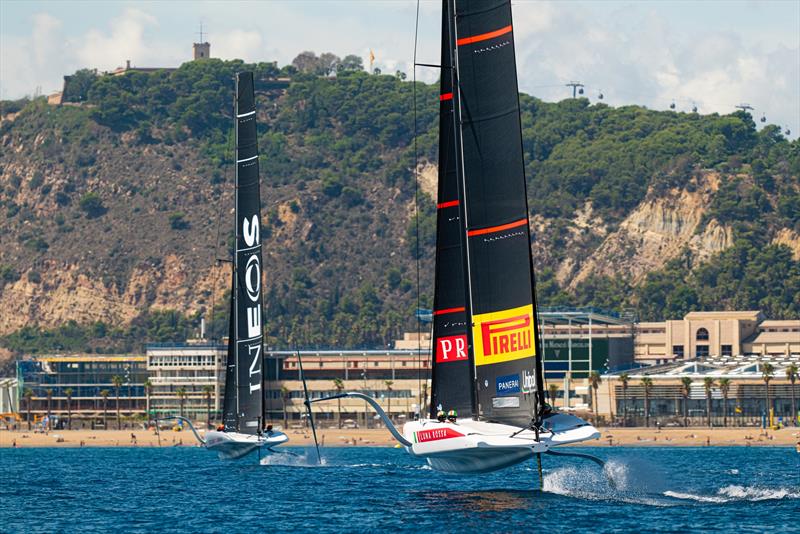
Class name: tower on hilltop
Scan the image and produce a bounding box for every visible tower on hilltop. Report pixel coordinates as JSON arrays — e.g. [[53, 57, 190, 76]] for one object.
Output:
[[193, 23, 210, 60]]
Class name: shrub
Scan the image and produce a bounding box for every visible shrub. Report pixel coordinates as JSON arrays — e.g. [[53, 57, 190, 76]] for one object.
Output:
[[79, 192, 106, 218], [169, 212, 190, 230]]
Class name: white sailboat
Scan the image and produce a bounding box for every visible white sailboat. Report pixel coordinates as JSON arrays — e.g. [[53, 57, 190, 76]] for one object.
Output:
[[314, 0, 601, 476]]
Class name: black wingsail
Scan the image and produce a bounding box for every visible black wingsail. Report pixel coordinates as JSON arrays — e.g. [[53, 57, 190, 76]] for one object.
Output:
[[448, 0, 542, 427], [225, 71, 264, 434], [429, 0, 474, 419]]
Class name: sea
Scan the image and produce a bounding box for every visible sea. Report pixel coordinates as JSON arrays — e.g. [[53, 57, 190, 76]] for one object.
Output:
[[2, 446, 798, 533]]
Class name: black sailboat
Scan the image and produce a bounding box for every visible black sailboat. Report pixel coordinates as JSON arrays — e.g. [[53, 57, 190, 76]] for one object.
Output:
[[205, 71, 288, 459]]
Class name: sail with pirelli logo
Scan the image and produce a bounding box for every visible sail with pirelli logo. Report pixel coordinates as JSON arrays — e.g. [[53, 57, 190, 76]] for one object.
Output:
[[429, 0, 546, 428]]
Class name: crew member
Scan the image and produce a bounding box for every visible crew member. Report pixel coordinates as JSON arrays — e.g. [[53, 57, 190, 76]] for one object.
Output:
[[436, 410, 446, 423], [265, 424, 274, 436], [447, 409, 458, 423], [216, 424, 225, 432]]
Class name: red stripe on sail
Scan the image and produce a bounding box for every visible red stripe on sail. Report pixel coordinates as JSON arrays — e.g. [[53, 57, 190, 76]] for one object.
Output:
[[467, 218, 527, 237], [437, 200, 459, 209], [440, 92, 453, 101], [433, 307, 466, 316], [457, 25, 512, 46]]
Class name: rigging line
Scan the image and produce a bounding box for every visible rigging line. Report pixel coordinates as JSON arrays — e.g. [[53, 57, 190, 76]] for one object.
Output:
[[208, 113, 237, 344], [412, 0, 423, 418]]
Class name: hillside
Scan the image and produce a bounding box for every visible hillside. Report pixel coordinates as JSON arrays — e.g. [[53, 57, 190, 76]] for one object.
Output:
[[1, 58, 798, 353]]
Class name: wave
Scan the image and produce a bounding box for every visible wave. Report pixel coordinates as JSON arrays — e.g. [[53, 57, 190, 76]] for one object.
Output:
[[665, 485, 800, 503]]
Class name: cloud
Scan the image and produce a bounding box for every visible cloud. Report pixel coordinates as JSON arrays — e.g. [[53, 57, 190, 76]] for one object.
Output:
[[212, 29, 264, 63], [510, 1, 799, 134], [78, 8, 170, 71]]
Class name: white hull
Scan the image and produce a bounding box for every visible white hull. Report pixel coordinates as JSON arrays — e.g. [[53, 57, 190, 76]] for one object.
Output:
[[402, 413, 600, 474], [204, 431, 289, 460]]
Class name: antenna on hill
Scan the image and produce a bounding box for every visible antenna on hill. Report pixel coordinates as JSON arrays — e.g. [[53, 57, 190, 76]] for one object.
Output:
[[197, 22, 205, 43]]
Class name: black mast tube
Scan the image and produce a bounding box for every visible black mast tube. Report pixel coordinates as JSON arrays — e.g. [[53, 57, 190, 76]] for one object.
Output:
[[447, 0, 479, 419]]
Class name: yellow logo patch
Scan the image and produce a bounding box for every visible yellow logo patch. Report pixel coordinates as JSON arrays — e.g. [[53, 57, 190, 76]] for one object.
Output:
[[472, 304, 536, 366]]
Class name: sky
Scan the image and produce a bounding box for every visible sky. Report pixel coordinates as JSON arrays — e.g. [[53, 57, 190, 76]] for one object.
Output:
[[1, 0, 798, 136]]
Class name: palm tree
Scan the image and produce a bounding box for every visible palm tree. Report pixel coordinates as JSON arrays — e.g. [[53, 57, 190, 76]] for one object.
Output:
[[22, 388, 33, 431], [64, 388, 74, 430], [100, 389, 110, 428], [176, 387, 187, 418], [703, 377, 715, 427], [761, 363, 775, 421], [280, 386, 290, 429], [588, 371, 602, 423], [333, 378, 344, 428], [143, 379, 153, 424], [718, 378, 731, 427], [680, 376, 693, 427], [384, 380, 394, 424], [202, 385, 214, 428], [548, 383, 559, 407], [45, 388, 53, 431], [641, 377, 653, 427], [786, 364, 798, 426], [619, 373, 629, 426], [111, 375, 123, 430]]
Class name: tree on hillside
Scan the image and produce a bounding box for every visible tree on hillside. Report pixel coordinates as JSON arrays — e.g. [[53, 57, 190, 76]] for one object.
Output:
[[63, 68, 97, 102], [79, 193, 107, 219], [339, 55, 363, 72]]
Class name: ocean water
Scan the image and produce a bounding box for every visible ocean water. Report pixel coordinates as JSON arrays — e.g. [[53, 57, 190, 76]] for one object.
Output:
[[2, 445, 798, 533]]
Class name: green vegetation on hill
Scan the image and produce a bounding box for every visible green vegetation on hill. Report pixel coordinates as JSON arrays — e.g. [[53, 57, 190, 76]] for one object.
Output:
[[1, 57, 798, 354]]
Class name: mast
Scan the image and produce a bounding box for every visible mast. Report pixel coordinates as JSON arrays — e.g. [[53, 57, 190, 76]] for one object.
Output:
[[429, 0, 474, 419], [231, 71, 264, 434], [449, 0, 541, 427]]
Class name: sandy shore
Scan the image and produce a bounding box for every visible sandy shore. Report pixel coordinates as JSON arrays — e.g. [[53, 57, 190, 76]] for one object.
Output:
[[2, 426, 799, 448]]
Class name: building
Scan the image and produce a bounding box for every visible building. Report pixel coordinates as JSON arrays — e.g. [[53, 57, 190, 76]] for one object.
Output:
[[538, 307, 635, 410], [145, 341, 226, 423], [635, 311, 800, 366], [265, 349, 429, 428], [596, 354, 800, 427], [16, 353, 147, 428], [193, 41, 211, 60]]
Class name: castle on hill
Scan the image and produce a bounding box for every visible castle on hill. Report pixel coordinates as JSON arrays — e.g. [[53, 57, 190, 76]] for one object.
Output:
[[49, 39, 212, 105]]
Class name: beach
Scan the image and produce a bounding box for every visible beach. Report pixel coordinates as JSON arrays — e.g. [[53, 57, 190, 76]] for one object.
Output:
[[2, 426, 799, 448]]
